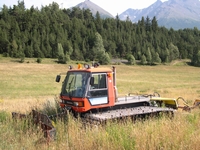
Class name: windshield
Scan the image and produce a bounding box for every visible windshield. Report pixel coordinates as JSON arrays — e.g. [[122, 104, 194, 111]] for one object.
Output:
[[61, 72, 90, 97]]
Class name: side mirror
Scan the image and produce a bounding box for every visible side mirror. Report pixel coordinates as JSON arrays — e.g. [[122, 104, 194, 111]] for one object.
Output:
[[56, 75, 61, 82], [90, 77, 94, 86]]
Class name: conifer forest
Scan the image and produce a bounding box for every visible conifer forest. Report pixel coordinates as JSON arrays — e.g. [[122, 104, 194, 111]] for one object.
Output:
[[0, 1, 200, 65]]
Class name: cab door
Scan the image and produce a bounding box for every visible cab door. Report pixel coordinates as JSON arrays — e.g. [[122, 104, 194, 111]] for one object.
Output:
[[87, 73, 108, 105]]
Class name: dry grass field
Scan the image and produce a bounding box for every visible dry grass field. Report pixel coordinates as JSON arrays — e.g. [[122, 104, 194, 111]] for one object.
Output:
[[0, 57, 200, 149]]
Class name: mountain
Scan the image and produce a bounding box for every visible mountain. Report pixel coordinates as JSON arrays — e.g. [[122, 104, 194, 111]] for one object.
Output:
[[119, 0, 200, 30], [74, 0, 113, 18]]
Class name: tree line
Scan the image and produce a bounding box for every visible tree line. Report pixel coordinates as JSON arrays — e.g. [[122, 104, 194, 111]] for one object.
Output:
[[0, 1, 200, 65]]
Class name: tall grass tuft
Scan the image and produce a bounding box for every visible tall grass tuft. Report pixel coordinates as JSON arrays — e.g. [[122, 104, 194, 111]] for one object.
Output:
[[40, 98, 62, 116], [0, 111, 9, 122]]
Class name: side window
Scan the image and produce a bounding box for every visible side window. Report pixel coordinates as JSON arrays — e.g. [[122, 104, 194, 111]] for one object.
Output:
[[91, 74, 107, 89], [88, 73, 107, 97]]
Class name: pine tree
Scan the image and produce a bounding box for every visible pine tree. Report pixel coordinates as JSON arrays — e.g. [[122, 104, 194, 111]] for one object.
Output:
[[146, 47, 152, 64], [169, 43, 179, 61], [151, 16, 158, 33], [93, 32, 110, 65], [57, 43, 66, 64], [154, 52, 161, 64], [191, 46, 200, 66], [141, 54, 147, 65]]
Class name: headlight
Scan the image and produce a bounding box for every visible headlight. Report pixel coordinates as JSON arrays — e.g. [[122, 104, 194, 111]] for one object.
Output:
[[73, 101, 84, 107], [74, 102, 79, 107]]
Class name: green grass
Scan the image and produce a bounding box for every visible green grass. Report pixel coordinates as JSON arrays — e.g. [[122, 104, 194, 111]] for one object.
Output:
[[1, 58, 200, 149]]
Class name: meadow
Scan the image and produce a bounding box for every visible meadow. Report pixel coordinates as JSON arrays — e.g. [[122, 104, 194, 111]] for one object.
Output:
[[0, 57, 200, 150]]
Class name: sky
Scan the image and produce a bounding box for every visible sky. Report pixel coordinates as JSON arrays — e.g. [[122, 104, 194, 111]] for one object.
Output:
[[0, 0, 168, 16]]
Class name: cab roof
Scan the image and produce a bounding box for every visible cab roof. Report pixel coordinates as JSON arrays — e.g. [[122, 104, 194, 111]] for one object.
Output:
[[68, 67, 112, 73]]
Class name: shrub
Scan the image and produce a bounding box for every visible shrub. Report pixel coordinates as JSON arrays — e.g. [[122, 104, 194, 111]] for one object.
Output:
[[36, 58, 42, 63], [58, 55, 67, 64], [20, 56, 25, 63], [127, 54, 136, 65]]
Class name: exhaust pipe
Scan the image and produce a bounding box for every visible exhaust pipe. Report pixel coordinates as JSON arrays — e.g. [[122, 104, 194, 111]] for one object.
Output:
[[112, 66, 118, 102]]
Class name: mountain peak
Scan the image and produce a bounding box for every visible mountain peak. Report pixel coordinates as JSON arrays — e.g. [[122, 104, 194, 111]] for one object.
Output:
[[75, 0, 113, 18], [119, 0, 200, 29]]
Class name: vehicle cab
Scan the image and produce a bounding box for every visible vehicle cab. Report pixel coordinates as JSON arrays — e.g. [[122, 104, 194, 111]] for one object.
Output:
[[56, 64, 116, 113]]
